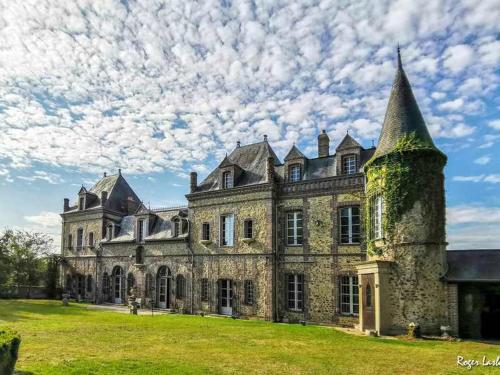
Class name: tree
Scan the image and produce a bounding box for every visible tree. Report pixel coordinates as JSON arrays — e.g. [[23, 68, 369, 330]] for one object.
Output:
[[0, 230, 54, 297], [45, 254, 61, 298]]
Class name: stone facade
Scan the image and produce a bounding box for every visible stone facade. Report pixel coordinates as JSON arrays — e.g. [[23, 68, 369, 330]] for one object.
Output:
[[61, 51, 466, 336]]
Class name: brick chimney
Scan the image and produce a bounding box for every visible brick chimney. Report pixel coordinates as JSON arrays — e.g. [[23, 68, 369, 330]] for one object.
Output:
[[190, 172, 198, 193], [63, 198, 69, 212], [318, 129, 330, 157]]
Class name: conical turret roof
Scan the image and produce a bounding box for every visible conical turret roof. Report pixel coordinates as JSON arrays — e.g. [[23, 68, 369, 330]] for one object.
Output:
[[371, 48, 438, 161]]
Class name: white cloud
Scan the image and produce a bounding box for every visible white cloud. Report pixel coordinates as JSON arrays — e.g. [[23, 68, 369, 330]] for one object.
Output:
[[443, 44, 474, 73], [17, 171, 64, 184], [488, 120, 500, 130], [24, 211, 61, 228], [453, 174, 500, 183], [447, 205, 500, 225], [0, 0, 495, 180], [473, 156, 490, 165]]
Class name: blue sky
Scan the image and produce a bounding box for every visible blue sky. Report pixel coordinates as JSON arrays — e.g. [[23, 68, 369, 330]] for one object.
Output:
[[0, 0, 498, 250]]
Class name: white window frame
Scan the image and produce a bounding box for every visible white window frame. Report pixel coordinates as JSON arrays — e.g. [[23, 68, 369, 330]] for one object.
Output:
[[287, 274, 304, 311], [373, 196, 384, 239], [286, 211, 303, 246], [340, 207, 360, 244], [340, 275, 359, 315], [289, 164, 301, 182], [222, 171, 233, 189], [343, 155, 357, 175], [220, 214, 234, 246]]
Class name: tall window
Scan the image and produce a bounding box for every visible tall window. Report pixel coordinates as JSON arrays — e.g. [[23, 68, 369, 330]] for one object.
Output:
[[88, 232, 94, 247], [176, 275, 185, 299], [79, 196, 84, 210], [86, 275, 93, 293], [201, 278, 209, 301], [67, 234, 73, 249], [339, 275, 359, 315], [244, 219, 253, 239], [102, 273, 110, 295], [138, 219, 145, 243], [244, 280, 254, 305], [135, 247, 144, 264], [286, 212, 303, 245], [76, 228, 83, 250], [221, 214, 234, 246], [106, 224, 113, 241], [366, 284, 372, 308], [287, 274, 304, 311], [340, 207, 360, 244], [289, 164, 301, 182], [372, 195, 384, 239], [127, 273, 135, 295], [222, 171, 233, 189], [202, 223, 210, 241], [342, 155, 357, 174]]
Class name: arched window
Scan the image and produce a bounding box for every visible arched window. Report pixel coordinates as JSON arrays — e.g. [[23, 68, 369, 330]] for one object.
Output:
[[176, 274, 185, 299], [127, 273, 136, 295], [86, 275, 93, 293], [135, 246, 144, 264], [366, 284, 372, 308], [88, 232, 94, 247], [112, 266, 124, 304]]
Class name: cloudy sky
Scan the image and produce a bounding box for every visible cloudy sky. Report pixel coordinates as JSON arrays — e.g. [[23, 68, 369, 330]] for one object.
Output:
[[0, 0, 498, 250]]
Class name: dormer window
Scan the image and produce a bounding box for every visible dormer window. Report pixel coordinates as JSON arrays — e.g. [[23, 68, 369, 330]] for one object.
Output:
[[106, 224, 113, 241], [138, 219, 146, 243], [289, 164, 301, 182], [342, 155, 357, 175], [79, 197, 85, 210], [222, 171, 233, 189]]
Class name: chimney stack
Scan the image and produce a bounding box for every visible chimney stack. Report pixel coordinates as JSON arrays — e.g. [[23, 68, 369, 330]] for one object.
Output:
[[318, 129, 330, 157], [266, 156, 274, 183], [263, 134, 268, 142], [63, 198, 69, 212], [101, 191, 108, 206], [190, 172, 198, 193], [103, 172, 107, 177], [237, 141, 241, 148], [118, 169, 121, 175]]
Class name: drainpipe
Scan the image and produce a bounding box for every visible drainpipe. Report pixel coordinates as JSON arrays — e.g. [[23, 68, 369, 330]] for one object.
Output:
[[187, 222, 194, 315], [273, 188, 279, 322]]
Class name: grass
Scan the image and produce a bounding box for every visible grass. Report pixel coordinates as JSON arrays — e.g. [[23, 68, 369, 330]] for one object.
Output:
[[0, 300, 498, 374]]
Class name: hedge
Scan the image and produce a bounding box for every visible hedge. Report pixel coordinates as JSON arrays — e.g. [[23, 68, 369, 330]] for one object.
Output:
[[0, 327, 21, 375]]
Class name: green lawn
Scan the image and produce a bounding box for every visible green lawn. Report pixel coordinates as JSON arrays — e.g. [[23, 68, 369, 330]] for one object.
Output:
[[0, 300, 498, 374]]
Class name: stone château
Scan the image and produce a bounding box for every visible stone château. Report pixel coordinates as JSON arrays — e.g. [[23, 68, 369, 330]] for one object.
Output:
[[60, 51, 500, 339]]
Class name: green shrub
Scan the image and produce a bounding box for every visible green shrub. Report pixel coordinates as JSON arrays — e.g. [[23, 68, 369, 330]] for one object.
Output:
[[0, 327, 21, 375]]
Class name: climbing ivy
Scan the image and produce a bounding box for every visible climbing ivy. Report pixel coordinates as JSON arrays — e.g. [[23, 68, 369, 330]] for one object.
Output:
[[364, 133, 446, 256]]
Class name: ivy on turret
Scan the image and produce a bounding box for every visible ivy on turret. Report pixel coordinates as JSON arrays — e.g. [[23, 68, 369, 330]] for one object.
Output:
[[364, 132, 446, 256]]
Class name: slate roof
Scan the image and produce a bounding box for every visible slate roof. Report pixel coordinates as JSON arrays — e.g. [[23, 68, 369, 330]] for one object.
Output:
[[196, 141, 281, 192], [66, 173, 141, 214], [284, 145, 306, 161], [106, 207, 188, 243], [336, 133, 361, 150], [371, 49, 438, 161], [446, 250, 500, 282]]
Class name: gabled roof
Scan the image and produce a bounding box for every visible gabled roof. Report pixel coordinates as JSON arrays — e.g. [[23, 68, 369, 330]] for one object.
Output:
[[371, 48, 438, 161], [196, 141, 281, 192], [218, 155, 236, 168], [78, 186, 87, 194], [336, 133, 361, 150], [284, 145, 306, 161]]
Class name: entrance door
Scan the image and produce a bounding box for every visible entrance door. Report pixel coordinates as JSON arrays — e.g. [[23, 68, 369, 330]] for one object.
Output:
[[220, 279, 233, 316], [362, 273, 375, 331], [114, 267, 123, 304], [157, 266, 171, 309]]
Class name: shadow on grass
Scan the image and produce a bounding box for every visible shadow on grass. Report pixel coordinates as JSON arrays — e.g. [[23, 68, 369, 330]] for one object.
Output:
[[0, 299, 90, 322]]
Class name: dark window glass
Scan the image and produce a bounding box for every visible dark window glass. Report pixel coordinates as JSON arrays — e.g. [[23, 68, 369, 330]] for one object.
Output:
[[340, 207, 360, 244], [86, 275, 92, 293], [176, 275, 185, 299], [339, 275, 359, 315], [244, 220, 253, 239], [127, 273, 135, 295], [202, 223, 210, 241], [286, 212, 303, 245], [79, 197, 84, 210], [342, 155, 357, 174], [88, 232, 94, 247], [138, 220, 145, 243], [76, 228, 83, 250], [135, 247, 144, 264], [289, 164, 301, 182], [145, 273, 153, 298], [244, 280, 254, 305], [222, 171, 233, 189], [68, 234, 73, 249], [287, 274, 304, 311]]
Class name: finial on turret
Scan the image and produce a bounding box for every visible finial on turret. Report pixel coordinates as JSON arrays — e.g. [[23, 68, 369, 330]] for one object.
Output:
[[397, 44, 402, 69], [263, 134, 268, 142], [118, 168, 121, 175]]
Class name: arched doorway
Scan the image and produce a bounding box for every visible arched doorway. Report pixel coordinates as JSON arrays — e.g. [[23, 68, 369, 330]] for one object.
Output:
[[112, 266, 124, 304], [157, 266, 171, 309]]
